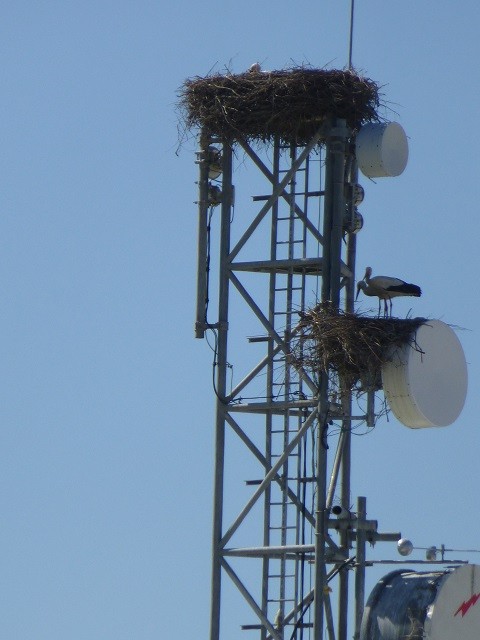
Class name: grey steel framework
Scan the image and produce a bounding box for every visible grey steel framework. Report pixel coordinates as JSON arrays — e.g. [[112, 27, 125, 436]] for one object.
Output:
[[195, 121, 396, 640]]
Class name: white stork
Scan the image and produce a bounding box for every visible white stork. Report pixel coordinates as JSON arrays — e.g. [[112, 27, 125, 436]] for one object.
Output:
[[356, 266, 421, 317]]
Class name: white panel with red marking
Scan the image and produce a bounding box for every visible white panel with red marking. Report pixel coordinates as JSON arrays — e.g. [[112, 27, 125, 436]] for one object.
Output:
[[425, 565, 480, 639]]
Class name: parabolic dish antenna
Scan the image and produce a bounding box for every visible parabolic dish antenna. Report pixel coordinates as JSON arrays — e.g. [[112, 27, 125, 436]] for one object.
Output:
[[356, 121, 409, 178], [381, 320, 467, 428], [361, 565, 480, 640]]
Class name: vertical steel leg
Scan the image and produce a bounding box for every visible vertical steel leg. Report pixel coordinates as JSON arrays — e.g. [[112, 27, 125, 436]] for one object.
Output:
[[209, 141, 234, 640]]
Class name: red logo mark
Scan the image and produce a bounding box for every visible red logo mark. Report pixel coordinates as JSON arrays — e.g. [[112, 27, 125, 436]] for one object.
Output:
[[454, 593, 480, 618]]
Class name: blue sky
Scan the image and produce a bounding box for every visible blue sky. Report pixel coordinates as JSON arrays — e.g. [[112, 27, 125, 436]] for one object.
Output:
[[1, 1, 479, 638]]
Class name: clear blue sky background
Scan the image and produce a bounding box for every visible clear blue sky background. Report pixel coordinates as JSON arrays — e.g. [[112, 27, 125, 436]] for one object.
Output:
[[1, 1, 479, 638]]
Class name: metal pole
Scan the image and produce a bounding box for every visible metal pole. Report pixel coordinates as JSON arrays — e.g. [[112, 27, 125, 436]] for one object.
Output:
[[348, 0, 355, 70], [314, 120, 347, 640], [325, 428, 348, 511], [209, 139, 233, 640], [262, 138, 280, 640], [328, 122, 347, 306], [354, 497, 367, 640], [344, 154, 358, 313], [321, 120, 347, 305], [313, 381, 329, 640], [338, 153, 357, 640], [195, 131, 211, 338], [321, 135, 333, 303]]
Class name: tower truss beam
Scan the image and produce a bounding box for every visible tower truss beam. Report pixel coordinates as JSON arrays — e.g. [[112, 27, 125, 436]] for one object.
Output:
[[197, 121, 370, 640]]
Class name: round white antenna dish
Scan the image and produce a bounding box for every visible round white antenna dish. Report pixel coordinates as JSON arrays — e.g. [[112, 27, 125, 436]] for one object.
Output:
[[381, 320, 467, 428], [356, 122, 408, 178]]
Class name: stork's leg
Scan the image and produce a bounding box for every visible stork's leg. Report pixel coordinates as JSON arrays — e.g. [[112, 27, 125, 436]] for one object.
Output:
[[378, 299, 381, 317]]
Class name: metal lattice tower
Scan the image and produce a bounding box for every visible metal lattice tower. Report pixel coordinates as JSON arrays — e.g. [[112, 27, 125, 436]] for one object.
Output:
[[195, 121, 393, 640]]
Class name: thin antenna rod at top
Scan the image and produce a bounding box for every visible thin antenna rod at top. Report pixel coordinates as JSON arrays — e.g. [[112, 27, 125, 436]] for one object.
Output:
[[348, 0, 355, 69]]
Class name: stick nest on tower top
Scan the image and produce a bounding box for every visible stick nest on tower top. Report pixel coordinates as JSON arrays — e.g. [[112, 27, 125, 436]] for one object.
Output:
[[179, 67, 382, 145], [292, 304, 427, 390]]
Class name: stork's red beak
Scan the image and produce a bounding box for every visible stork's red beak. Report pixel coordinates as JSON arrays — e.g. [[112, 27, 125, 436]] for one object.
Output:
[[355, 285, 361, 300]]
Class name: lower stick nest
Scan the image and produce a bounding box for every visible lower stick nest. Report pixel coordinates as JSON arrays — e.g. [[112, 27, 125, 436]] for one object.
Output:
[[291, 304, 426, 391]]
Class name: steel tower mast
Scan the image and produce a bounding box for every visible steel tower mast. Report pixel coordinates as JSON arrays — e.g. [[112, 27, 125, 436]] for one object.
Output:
[[195, 119, 386, 640]]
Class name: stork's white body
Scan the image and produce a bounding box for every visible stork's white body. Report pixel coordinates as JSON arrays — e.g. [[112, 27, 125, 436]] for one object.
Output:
[[356, 266, 421, 317]]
